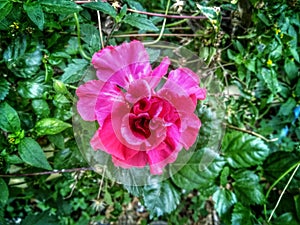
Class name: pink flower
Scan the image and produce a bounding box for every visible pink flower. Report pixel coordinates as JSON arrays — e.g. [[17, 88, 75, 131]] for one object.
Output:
[[76, 40, 206, 174]]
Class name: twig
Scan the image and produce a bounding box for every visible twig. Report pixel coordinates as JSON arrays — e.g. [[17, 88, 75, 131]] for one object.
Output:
[[268, 163, 300, 222], [95, 0, 105, 49], [225, 123, 278, 143], [0, 167, 93, 177]]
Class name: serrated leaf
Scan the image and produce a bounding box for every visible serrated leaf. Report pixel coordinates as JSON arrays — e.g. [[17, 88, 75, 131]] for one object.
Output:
[[59, 59, 89, 84], [232, 170, 265, 205], [0, 178, 9, 206], [231, 203, 253, 225], [171, 148, 225, 192], [124, 14, 159, 31], [18, 137, 52, 170], [82, 2, 117, 18], [222, 131, 269, 168], [212, 188, 237, 216], [0, 0, 13, 21], [24, 2, 44, 30], [41, 0, 82, 14], [35, 118, 72, 136], [143, 179, 180, 218], [0, 77, 10, 101], [0, 102, 21, 133]]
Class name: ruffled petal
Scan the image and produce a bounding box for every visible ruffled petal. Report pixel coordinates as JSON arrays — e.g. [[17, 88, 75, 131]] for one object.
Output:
[[165, 68, 206, 104], [92, 40, 152, 88], [76, 80, 104, 121], [125, 79, 152, 104], [148, 56, 171, 88], [112, 151, 147, 168]]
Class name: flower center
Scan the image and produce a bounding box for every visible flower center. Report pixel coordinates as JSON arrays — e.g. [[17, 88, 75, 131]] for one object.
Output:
[[129, 97, 180, 140]]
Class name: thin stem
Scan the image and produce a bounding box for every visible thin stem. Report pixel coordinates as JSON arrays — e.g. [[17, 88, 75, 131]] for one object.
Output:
[[0, 167, 93, 177], [97, 167, 106, 199], [112, 33, 205, 38], [144, 0, 171, 45], [73, 13, 92, 61], [225, 123, 278, 143], [95, 0, 104, 49], [264, 162, 300, 220], [165, 11, 200, 27]]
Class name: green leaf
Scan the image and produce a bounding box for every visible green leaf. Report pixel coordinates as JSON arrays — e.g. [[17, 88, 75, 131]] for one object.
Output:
[[284, 58, 298, 80], [295, 195, 300, 221], [3, 37, 43, 78], [21, 211, 59, 225], [222, 131, 269, 168], [35, 118, 72, 136], [0, 77, 10, 101], [124, 14, 159, 31], [82, 2, 117, 18], [232, 170, 265, 205], [260, 67, 281, 95], [18, 81, 50, 99], [41, 0, 82, 14], [18, 137, 52, 170], [272, 212, 300, 225], [212, 188, 237, 216], [0, 0, 13, 21], [231, 203, 253, 225], [31, 99, 50, 118], [24, 2, 44, 30], [143, 179, 180, 218], [0, 102, 21, 133], [48, 134, 65, 150], [0, 178, 9, 206], [278, 98, 296, 116], [263, 151, 300, 189], [171, 148, 225, 192], [59, 59, 89, 84]]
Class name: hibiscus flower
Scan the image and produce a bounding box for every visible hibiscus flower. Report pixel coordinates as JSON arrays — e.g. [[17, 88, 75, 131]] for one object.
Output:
[[76, 40, 206, 174]]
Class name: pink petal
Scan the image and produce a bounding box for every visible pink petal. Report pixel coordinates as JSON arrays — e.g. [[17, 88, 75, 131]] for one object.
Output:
[[148, 56, 171, 88], [95, 82, 127, 127], [76, 80, 104, 121], [179, 113, 201, 149], [125, 79, 152, 104], [92, 40, 152, 88], [112, 151, 147, 168], [166, 68, 206, 104]]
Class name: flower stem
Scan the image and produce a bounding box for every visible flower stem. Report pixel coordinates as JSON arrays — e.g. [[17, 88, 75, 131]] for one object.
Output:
[[144, 0, 171, 45], [73, 13, 92, 61], [264, 162, 300, 221]]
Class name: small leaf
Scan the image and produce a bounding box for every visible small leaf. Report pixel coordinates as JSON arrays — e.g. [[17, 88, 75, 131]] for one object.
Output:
[[231, 203, 253, 225], [18, 81, 50, 99], [41, 0, 82, 14], [143, 179, 180, 218], [59, 59, 89, 84], [171, 148, 225, 192], [18, 137, 52, 170], [222, 131, 269, 168], [232, 170, 265, 205], [0, 0, 13, 21], [31, 99, 50, 118], [0, 178, 9, 206], [260, 67, 281, 95], [278, 98, 296, 116], [124, 14, 159, 31], [24, 2, 44, 30], [0, 77, 10, 101], [0, 102, 21, 133], [284, 58, 298, 80], [212, 188, 237, 216], [82, 2, 117, 18], [35, 118, 72, 136]]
